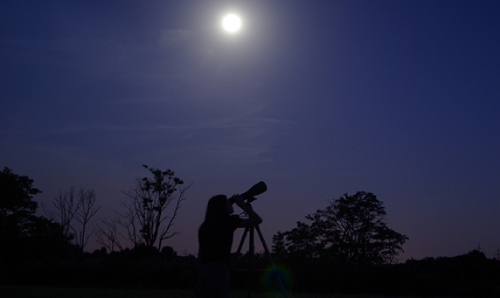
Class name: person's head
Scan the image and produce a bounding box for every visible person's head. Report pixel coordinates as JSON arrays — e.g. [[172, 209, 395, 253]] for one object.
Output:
[[204, 195, 233, 222]]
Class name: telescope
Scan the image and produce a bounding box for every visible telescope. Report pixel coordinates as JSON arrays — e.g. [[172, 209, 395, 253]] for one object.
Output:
[[241, 181, 267, 203], [233, 181, 288, 297]]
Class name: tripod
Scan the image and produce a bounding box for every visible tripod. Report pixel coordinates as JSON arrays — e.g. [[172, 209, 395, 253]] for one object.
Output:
[[232, 214, 288, 298]]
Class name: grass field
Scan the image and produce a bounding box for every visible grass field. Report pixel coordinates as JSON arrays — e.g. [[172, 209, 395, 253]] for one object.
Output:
[[0, 285, 395, 298]]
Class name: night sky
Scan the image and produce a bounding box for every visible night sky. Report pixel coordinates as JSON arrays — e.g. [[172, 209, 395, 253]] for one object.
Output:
[[2, 0, 500, 261]]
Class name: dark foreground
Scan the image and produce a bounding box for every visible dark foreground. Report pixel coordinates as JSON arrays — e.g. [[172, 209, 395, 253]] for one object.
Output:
[[0, 285, 445, 298]]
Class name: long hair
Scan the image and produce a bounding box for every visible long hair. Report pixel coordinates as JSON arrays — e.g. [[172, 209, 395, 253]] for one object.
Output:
[[203, 195, 228, 223]]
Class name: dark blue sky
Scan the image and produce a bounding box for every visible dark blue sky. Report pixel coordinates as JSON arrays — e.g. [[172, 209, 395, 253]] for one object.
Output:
[[2, 0, 500, 260]]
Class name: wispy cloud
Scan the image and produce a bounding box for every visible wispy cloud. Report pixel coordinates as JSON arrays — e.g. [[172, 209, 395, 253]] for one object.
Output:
[[159, 29, 195, 48], [1, 29, 291, 171], [29, 116, 295, 169]]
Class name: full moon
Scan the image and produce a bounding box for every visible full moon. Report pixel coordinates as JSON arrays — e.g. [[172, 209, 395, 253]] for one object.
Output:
[[222, 14, 242, 33]]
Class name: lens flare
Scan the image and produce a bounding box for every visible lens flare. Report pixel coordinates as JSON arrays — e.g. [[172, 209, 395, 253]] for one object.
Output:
[[260, 264, 293, 296]]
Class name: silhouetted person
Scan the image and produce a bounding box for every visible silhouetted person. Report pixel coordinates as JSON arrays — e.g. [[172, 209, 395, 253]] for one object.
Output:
[[195, 194, 262, 298]]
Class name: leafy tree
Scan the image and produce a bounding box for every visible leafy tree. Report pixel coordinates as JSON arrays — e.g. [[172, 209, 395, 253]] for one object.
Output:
[[0, 167, 74, 263], [0, 167, 41, 240], [273, 191, 408, 266], [119, 165, 190, 250]]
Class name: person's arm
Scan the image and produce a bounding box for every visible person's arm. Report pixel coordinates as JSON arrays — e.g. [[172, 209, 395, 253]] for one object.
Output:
[[230, 195, 263, 227]]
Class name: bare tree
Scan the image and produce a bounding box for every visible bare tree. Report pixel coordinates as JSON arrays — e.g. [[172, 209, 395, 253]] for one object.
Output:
[[120, 165, 190, 250], [95, 216, 123, 252], [117, 200, 142, 247], [43, 186, 100, 250], [43, 187, 80, 239], [74, 188, 100, 250]]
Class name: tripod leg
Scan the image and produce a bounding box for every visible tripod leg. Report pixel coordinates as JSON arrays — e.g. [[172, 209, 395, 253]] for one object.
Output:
[[247, 226, 255, 298], [232, 227, 250, 270], [255, 225, 288, 298], [236, 227, 249, 256], [232, 226, 256, 298]]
